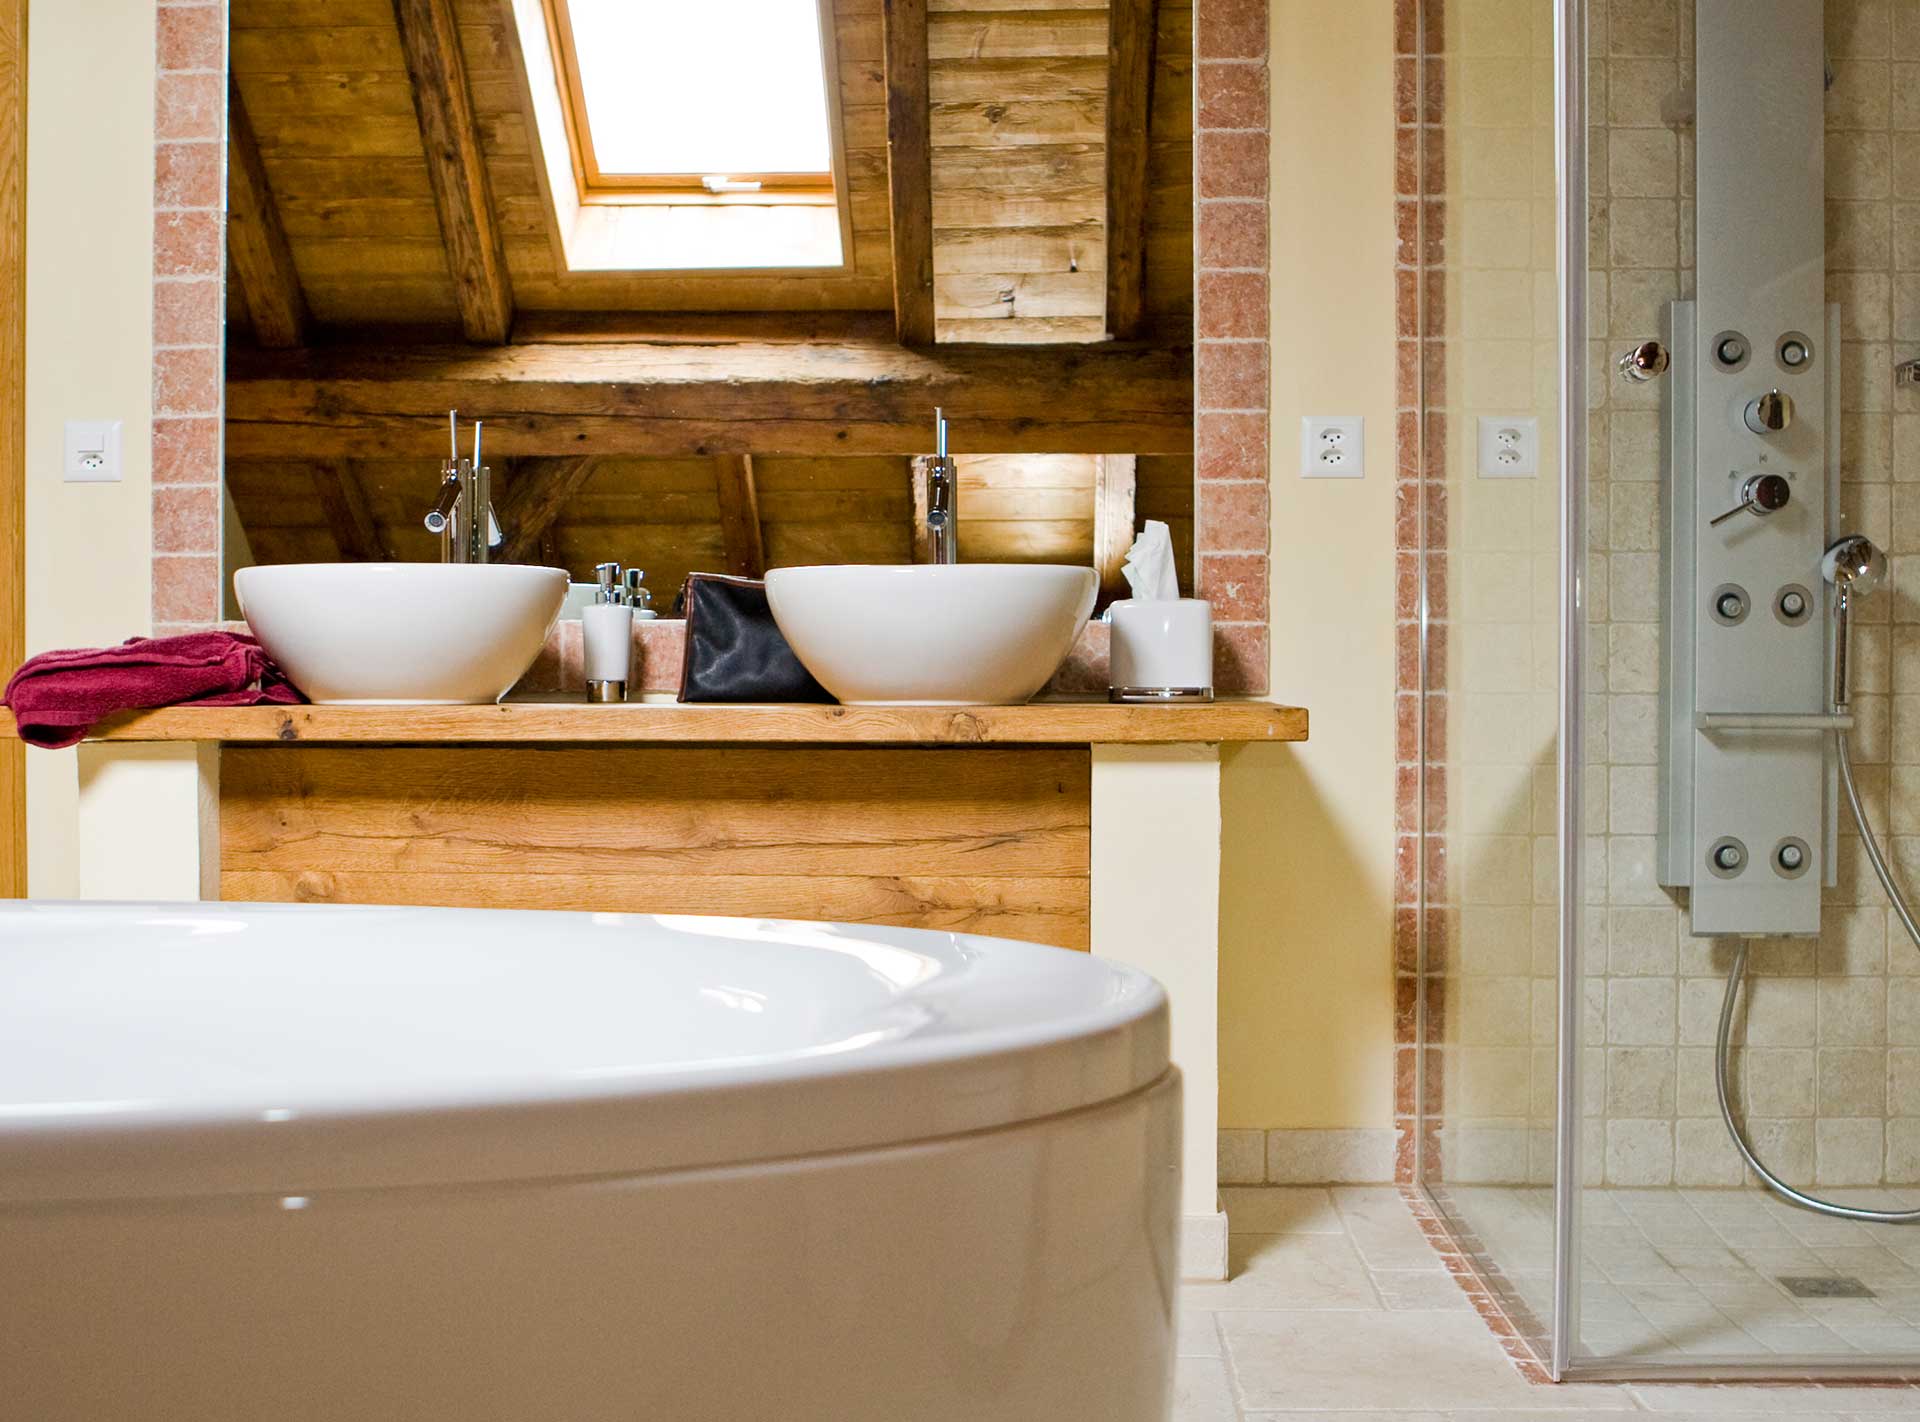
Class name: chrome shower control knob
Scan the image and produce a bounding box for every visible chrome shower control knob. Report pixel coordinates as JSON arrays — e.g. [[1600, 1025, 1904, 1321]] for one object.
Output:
[[1708, 473, 1792, 527], [1617, 340, 1670, 383], [1743, 389, 1794, 434], [1777, 842, 1805, 871], [1708, 837, 1748, 878]]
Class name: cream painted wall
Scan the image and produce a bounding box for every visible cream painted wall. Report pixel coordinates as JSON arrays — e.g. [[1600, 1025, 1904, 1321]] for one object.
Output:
[[22, 0, 158, 898], [1218, 0, 1399, 1131]]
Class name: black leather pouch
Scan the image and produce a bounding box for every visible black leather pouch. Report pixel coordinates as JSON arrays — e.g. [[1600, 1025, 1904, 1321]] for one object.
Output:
[[677, 573, 834, 703]]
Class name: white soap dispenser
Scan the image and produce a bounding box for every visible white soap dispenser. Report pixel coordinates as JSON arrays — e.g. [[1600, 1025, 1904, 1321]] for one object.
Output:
[[583, 561, 634, 703]]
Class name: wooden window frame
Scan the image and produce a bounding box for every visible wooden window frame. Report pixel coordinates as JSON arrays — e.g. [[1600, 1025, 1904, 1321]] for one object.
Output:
[[539, 0, 837, 205]]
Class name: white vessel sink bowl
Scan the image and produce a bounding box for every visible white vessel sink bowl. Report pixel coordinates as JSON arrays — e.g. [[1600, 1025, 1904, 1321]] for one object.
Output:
[[235, 563, 569, 705], [765, 563, 1097, 705]]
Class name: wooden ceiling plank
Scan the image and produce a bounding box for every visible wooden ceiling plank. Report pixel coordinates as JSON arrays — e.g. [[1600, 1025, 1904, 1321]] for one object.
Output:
[[883, 0, 936, 345], [225, 339, 1194, 460], [391, 0, 514, 343], [227, 78, 311, 349], [1092, 453, 1137, 608], [309, 460, 393, 561], [1104, 0, 1157, 340], [712, 455, 767, 578], [497, 455, 597, 562]]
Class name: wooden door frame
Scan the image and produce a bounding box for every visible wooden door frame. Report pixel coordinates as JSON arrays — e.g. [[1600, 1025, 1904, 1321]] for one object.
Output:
[[0, 0, 23, 898]]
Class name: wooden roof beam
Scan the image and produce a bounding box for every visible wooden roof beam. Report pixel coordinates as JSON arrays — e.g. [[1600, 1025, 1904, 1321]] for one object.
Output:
[[1105, 0, 1159, 340], [225, 339, 1194, 459], [308, 460, 392, 561], [1093, 454, 1137, 608], [712, 454, 767, 578], [883, 0, 935, 346], [497, 455, 598, 563], [226, 79, 309, 349], [392, 0, 514, 344]]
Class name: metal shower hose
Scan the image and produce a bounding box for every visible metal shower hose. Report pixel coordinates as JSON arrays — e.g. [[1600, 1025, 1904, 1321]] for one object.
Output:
[[1714, 730, 1920, 1222]]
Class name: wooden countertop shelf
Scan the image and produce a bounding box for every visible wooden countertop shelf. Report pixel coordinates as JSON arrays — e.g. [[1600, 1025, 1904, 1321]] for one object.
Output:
[[0, 698, 1307, 747]]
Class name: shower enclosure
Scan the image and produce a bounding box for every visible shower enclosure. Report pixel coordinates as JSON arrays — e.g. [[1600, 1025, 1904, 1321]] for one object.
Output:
[[1410, 0, 1920, 1381]]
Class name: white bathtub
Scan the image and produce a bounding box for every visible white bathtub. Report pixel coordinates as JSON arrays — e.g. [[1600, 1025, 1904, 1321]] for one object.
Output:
[[0, 902, 1178, 1421]]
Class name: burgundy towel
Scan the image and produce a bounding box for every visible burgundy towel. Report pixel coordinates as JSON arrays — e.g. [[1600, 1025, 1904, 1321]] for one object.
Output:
[[2, 632, 304, 749]]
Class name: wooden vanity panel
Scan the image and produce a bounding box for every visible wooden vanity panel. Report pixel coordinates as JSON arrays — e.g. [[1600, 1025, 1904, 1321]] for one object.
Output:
[[219, 745, 1093, 949]]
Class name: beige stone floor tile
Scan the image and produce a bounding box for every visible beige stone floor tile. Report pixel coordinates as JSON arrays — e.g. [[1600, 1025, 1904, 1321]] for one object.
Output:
[[1370, 1266, 1478, 1310], [1629, 1383, 1920, 1411], [1218, 1310, 1636, 1412], [1240, 1412, 1444, 1420], [1168, 1353, 1237, 1422], [1220, 1185, 1345, 1234], [1176, 1304, 1223, 1358], [1447, 1414, 1861, 1422], [1181, 1231, 1383, 1311], [1335, 1185, 1457, 1269]]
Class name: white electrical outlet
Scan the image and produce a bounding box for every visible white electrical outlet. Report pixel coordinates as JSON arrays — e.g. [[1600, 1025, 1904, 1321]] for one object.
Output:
[[63, 419, 123, 483], [1301, 416, 1364, 478], [1477, 415, 1539, 478]]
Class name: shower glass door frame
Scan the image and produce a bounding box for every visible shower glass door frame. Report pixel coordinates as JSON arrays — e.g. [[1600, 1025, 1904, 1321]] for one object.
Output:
[[1526, 0, 1920, 1385], [1551, 0, 1588, 1385]]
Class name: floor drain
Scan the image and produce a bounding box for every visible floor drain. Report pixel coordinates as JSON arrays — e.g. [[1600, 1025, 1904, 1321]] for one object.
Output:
[[1777, 1275, 1875, 1299]]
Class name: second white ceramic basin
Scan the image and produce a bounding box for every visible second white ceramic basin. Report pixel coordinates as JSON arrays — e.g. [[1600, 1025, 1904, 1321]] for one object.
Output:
[[765, 563, 1097, 705], [235, 563, 569, 704]]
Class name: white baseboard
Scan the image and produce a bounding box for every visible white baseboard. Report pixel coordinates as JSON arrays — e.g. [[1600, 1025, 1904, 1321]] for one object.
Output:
[[1180, 1208, 1229, 1281]]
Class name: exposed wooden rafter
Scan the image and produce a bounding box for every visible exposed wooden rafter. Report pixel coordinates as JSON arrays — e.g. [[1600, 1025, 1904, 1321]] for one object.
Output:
[[226, 340, 1194, 459], [226, 78, 308, 349], [712, 455, 767, 578], [391, 0, 514, 344], [496, 455, 598, 563], [1092, 454, 1138, 608], [1105, 0, 1159, 340], [882, 0, 935, 346], [308, 461, 392, 561]]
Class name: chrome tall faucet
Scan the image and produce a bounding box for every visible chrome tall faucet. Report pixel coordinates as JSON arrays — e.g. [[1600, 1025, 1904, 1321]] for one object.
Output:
[[423, 410, 502, 563], [925, 407, 958, 565]]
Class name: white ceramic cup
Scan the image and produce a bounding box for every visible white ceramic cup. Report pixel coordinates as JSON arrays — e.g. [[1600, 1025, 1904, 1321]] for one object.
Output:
[[1108, 598, 1213, 697]]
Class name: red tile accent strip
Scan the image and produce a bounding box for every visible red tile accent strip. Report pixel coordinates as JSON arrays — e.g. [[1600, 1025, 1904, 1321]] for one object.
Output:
[[151, 0, 226, 637], [1193, 0, 1270, 694], [1392, 0, 1445, 1182]]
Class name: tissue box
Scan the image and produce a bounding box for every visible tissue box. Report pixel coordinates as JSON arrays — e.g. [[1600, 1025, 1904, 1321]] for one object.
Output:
[[1108, 598, 1213, 702]]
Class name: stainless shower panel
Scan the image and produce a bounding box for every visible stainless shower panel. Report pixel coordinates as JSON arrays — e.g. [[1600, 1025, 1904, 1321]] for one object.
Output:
[[1658, 0, 1831, 938]]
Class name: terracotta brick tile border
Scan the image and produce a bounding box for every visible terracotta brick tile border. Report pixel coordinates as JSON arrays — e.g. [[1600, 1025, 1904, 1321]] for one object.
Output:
[[1393, 0, 1445, 1187], [146, 0, 1271, 694], [151, 0, 226, 635], [1193, 0, 1270, 695]]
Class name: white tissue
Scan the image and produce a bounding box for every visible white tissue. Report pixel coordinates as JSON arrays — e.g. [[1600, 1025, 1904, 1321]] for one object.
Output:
[[1120, 519, 1181, 602]]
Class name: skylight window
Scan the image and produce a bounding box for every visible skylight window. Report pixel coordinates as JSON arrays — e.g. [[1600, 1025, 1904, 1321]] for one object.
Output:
[[547, 0, 836, 196]]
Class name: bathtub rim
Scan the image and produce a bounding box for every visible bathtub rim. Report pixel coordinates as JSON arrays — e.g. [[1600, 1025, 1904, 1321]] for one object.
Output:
[[0, 900, 1170, 1205]]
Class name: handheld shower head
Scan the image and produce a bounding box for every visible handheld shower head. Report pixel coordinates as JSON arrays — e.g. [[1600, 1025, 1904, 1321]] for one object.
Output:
[[1823, 535, 1888, 709]]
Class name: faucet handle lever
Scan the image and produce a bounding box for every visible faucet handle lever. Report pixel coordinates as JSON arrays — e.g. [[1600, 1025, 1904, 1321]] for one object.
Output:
[[1709, 472, 1791, 528]]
